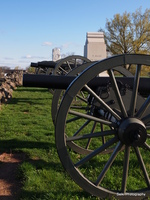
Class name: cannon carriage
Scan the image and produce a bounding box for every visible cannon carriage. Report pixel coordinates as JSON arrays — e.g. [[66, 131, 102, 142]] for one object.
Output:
[[24, 54, 150, 199], [31, 55, 91, 94], [31, 55, 91, 75], [29, 55, 135, 124]]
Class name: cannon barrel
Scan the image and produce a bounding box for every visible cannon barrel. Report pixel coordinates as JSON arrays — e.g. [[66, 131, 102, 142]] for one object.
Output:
[[31, 61, 56, 68], [23, 74, 75, 89], [31, 61, 84, 69], [23, 74, 150, 96]]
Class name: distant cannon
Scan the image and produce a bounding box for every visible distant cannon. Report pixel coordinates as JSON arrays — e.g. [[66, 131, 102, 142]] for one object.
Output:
[[31, 55, 90, 75]]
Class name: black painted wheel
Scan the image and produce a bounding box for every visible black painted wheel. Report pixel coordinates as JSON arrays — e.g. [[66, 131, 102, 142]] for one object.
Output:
[[51, 62, 94, 124], [55, 54, 150, 198], [52, 65, 134, 125], [47, 55, 90, 94], [52, 55, 90, 75], [53, 65, 134, 155], [35, 67, 48, 74]]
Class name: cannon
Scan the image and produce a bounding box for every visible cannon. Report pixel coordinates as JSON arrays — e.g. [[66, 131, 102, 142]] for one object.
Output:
[[23, 54, 150, 199], [31, 60, 56, 74], [26, 58, 137, 125], [31, 55, 91, 94], [31, 55, 90, 75]]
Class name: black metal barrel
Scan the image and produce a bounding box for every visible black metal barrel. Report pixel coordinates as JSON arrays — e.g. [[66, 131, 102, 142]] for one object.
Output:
[[31, 61, 56, 68], [31, 61, 82, 69], [23, 74, 150, 97]]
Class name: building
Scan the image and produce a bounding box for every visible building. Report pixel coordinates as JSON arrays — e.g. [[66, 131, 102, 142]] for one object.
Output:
[[84, 32, 106, 61], [52, 48, 61, 61]]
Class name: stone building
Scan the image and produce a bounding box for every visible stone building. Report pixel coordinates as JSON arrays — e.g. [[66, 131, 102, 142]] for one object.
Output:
[[84, 32, 106, 61], [52, 48, 61, 61]]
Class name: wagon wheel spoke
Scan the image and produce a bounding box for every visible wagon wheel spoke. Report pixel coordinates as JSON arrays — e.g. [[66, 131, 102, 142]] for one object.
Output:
[[58, 66, 68, 75], [84, 84, 121, 121], [66, 129, 116, 142], [142, 114, 150, 125], [66, 115, 81, 123], [74, 58, 77, 68], [121, 146, 130, 193], [85, 122, 108, 149], [70, 93, 89, 110], [146, 124, 150, 129], [72, 120, 91, 137], [134, 146, 150, 187], [66, 61, 72, 71], [136, 95, 150, 118], [108, 69, 128, 118], [95, 141, 123, 186], [129, 64, 141, 116], [76, 93, 88, 103], [143, 142, 150, 150], [100, 123, 106, 144], [85, 121, 97, 149], [67, 105, 90, 123], [75, 136, 118, 168], [69, 109, 117, 128]]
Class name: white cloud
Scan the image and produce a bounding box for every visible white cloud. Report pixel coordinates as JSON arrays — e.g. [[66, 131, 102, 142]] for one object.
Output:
[[42, 41, 53, 46], [21, 55, 46, 59], [25, 54, 32, 59]]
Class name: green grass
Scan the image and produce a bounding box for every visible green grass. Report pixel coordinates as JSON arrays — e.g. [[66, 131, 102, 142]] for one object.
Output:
[[0, 87, 100, 200], [1, 86, 150, 200]]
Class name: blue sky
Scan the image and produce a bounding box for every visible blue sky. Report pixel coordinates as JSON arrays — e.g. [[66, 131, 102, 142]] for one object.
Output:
[[0, 0, 149, 69]]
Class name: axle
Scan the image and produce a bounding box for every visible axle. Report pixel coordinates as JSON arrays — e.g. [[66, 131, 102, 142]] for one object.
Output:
[[23, 74, 150, 97]]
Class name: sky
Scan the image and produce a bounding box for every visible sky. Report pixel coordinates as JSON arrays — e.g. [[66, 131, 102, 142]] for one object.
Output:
[[0, 0, 149, 69]]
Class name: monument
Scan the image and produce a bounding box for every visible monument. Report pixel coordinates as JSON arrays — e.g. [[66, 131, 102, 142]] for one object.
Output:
[[84, 32, 106, 61], [52, 48, 61, 61]]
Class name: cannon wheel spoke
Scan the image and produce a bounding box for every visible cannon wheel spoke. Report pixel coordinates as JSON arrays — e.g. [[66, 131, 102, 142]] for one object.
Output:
[[55, 54, 150, 198], [134, 147, 150, 187], [75, 137, 118, 168], [51, 58, 91, 124], [129, 64, 141, 116], [108, 69, 128, 118], [95, 141, 123, 186], [135, 95, 150, 118], [85, 121, 97, 149], [53, 55, 90, 75], [121, 146, 130, 193]]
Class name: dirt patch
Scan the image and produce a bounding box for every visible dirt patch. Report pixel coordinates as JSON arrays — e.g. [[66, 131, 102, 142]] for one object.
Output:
[[0, 153, 25, 200]]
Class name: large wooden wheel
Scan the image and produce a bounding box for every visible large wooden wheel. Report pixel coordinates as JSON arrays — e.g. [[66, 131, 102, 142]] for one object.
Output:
[[35, 67, 48, 74], [55, 54, 150, 198], [46, 55, 90, 94], [53, 65, 134, 156], [52, 55, 90, 75], [52, 64, 133, 125], [51, 61, 94, 124]]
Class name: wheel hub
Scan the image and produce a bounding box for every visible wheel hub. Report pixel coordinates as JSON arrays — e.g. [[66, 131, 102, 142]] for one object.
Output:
[[118, 118, 147, 146]]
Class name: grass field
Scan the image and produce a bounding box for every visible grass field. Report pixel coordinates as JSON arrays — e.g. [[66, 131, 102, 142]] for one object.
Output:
[[1, 86, 150, 200], [0, 87, 100, 200]]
